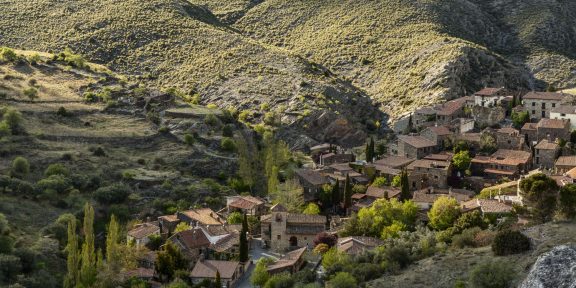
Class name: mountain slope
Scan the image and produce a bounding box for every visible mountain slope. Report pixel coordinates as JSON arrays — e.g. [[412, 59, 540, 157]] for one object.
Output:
[[1, 0, 575, 136]]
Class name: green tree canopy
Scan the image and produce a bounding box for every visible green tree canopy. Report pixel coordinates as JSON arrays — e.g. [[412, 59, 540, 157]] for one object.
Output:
[[342, 198, 418, 238], [559, 184, 576, 219], [10, 156, 30, 179], [519, 173, 559, 222], [452, 151, 471, 171], [303, 203, 321, 215], [327, 272, 357, 288], [428, 196, 461, 231]]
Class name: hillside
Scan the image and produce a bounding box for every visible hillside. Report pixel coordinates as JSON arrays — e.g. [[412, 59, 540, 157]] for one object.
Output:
[[1, 0, 575, 141], [367, 221, 576, 288]]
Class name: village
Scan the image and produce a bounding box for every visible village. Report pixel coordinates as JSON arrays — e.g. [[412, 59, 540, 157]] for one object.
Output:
[[122, 88, 576, 288]]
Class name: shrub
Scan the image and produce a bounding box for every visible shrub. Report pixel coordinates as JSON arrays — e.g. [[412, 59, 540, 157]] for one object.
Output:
[[221, 137, 236, 152], [83, 92, 99, 102], [11, 156, 30, 179], [222, 124, 234, 137], [93, 184, 131, 204], [452, 227, 481, 249], [7, 178, 35, 196], [326, 272, 357, 288], [0, 254, 21, 284], [428, 196, 461, 231], [453, 211, 486, 233], [204, 114, 218, 126], [303, 203, 320, 215], [44, 163, 70, 177], [3, 108, 23, 133], [23, 87, 38, 100], [492, 230, 530, 256], [0, 121, 10, 138], [56, 106, 69, 117], [184, 133, 194, 146], [372, 177, 387, 187], [468, 260, 515, 288], [251, 258, 272, 287], [93, 147, 106, 157], [0, 47, 19, 62], [36, 175, 72, 195], [227, 212, 243, 224], [473, 230, 496, 247], [313, 232, 338, 248]]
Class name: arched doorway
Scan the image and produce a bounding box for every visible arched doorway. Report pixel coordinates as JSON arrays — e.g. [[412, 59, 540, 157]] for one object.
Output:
[[289, 236, 298, 247]]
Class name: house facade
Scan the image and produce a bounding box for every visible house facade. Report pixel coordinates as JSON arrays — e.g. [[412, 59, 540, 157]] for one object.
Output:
[[473, 87, 510, 107], [523, 91, 566, 120], [534, 139, 560, 169], [397, 135, 437, 159]]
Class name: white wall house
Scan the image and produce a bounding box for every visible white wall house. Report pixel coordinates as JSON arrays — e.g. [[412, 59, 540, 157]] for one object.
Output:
[[551, 105, 576, 130]]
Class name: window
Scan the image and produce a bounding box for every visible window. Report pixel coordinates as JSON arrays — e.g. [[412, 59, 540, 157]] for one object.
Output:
[[542, 103, 546, 109], [277, 235, 281, 240], [532, 102, 536, 106], [536, 157, 540, 164], [562, 113, 566, 117], [304, 237, 307, 240], [552, 103, 556, 108], [542, 111, 546, 118], [532, 110, 535, 115]]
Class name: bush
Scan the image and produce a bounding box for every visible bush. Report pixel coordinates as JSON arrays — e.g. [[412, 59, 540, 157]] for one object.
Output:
[[372, 177, 387, 187], [468, 260, 515, 288], [44, 163, 69, 177], [221, 137, 236, 152], [23, 87, 38, 100], [93, 184, 131, 204], [264, 273, 293, 288], [56, 107, 69, 117], [473, 230, 496, 247], [326, 272, 357, 288], [222, 124, 234, 137], [11, 156, 30, 179], [0, 254, 21, 284], [492, 230, 530, 256], [3, 108, 23, 134], [204, 114, 218, 126], [452, 227, 481, 249], [7, 178, 35, 196], [93, 147, 106, 157], [453, 211, 486, 233], [227, 212, 243, 224], [0, 47, 19, 62], [184, 133, 194, 146], [36, 175, 72, 195]]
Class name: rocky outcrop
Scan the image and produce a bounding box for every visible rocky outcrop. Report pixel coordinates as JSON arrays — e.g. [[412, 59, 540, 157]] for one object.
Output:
[[521, 245, 576, 288]]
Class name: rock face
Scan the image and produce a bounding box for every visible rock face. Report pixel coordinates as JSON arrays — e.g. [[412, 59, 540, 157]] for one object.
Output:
[[521, 245, 576, 288]]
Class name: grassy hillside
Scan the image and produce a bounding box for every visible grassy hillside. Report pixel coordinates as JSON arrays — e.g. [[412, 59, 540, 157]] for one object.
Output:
[[1, 0, 575, 135]]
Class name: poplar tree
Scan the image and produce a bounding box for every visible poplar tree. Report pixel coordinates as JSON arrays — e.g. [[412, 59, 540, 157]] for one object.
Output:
[[267, 166, 279, 195], [215, 270, 222, 288], [343, 174, 352, 209], [64, 218, 79, 288], [106, 215, 121, 272], [369, 137, 375, 161], [80, 203, 97, 287]]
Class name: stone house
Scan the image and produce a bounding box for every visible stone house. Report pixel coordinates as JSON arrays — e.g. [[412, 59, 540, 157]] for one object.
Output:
[[365, 185, 401, 200], [226, 195, 266, 216], [421, 125, 453, 149], [551, 105, 576, 129], [521, 118, 571, 145], [534, 139, 560, 169], [127, 222, 160, 248], [337, 236, 384, 256], [266, 247, 307, 275], [435, 96, 472, 124], [177, 208, 225, 228], [166, 228, 211, 265], [523, 91, 566, 120], [413, 107, 437, 129], [471, 149, 532, 178], [473, 87, 511, 107], [158, 214, 180, 237], [370, 164, 401, 183], [555, 156, 576, 174], [406, 159, 452, 190], [494, 127, 527, 150], [397, 135, 437, 159], [374, 156, 415, 169], [261, 204, 326, 252], [294, 169, 329, 200], [461, 199, 513, 217], [190, 260, 243, 288], [411, 187, 473, 210]]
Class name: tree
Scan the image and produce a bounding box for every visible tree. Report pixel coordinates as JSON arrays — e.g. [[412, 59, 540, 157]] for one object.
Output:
[[480, 133, 497, 154], [519, 173, 559, 222], [174, 222, 191, 233], [332, 180, 340, 209], [3, 108, 23, 133], [399, 169, 410, 201], [220, 137, 236, 152], [239, 213, 249, 262], [64, 215, 80, 288], [321, 248, 350, 271], [327, 272, 357, 288], [264, 273, 293, 288], [369, 137, 375, 162], [44, 163, 70, 177], [267, 166, 279, 195], [227, 212, 243, 224], [343, 174, 352, 209], [391, 175, 401, 187], [215, 270, 221, 288], [10, 156, 30, 179], [0, 254, 21, 284], [372, 177, 388, 187], [251, 258, 271, 287], [405, 115, 413, 134], [428, 196, 461, 231], [511, 111, 529, 129], [155, 242, 187, 282], [559, 184, 576, 219], [23, 87, 39, 101], [452, 151, 471, 172], [93, 184, 131, 204], [452, 140, 469, 154], [313, 232, 338, 248], [271, 178, 304, 213], [236, 135, 257, 193], [80, 203, 97, 287], [303, 203, 320, 215], [468, 260, 515, 288], [0, 47, 18, 62]]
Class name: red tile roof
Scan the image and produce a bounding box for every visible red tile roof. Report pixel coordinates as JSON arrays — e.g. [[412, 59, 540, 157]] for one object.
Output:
[[435, 98, 468, 116], [474, 87, 505, 96], [374, 156, 415, 168], [128, 223, 160, 239], [295, 169, 328, 186], [267, 247, 306, 272], [535, 139, 559, 150], [169, 228, 211, 250], [179, 208, 223, 226], [537, 118, 569, 129], [366, 186, 401, 199], [425, 125, 453, 136], [472, 149, 531, 166], [557, 156, 576, 167]]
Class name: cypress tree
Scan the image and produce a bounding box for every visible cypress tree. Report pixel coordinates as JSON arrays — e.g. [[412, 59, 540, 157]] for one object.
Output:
[[64, 218, 79, 288], [399, 169, 411, 201], [369, 137, 375, 161], [215, 270, 222, 288], [239, 213, 249, 262], [344, 174, 352, 209], [332, 179, 340, 209], [365, 142, 371, 163]]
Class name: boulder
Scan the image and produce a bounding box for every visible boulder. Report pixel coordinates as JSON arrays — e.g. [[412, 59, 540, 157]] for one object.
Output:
[[521, 245, 576, 288]]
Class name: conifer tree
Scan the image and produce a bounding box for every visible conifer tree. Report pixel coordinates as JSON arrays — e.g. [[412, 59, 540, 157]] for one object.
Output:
[[215, 270, 221, 288], [239, 213, 249, 262], [365, 142, 371, 163], [369, 137, 375, 162], [343, 174, 352, 209], [332, 179, 340, 210], [399, 169, 411, 201], [64, 218, 79, 288]]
